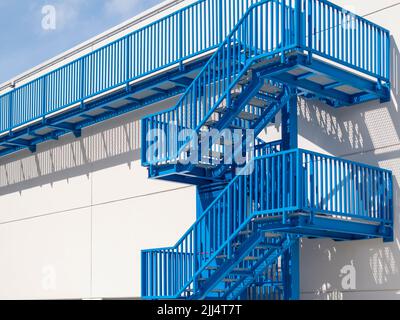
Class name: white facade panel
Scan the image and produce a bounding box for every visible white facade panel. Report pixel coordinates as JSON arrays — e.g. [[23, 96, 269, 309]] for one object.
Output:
[[0, 208, 91, 300], [91, 187, 195, 298]]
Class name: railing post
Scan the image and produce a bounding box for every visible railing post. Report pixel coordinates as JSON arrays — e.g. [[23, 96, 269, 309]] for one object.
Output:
[[226, 35, 232, 109], [80, 58, 86, 103], [386, 33, 391, 82], [283, 153, 287, 222], [42, 77, 47, 119], [141, 119, 148, 165], [281, 0, 286, 63], [295, 0, 302, 47], [179, 10, 184, 71], [9, 90, 13, 131], [377, 30, 382, 82], [141, 251, 147, 298], [125, 36, 131, 90], [297, 149, 302, 209], [310, 153, 315, 223], [389, 172, 394, 227], [219, 0, 223, 43], [307, 0, 313, 63]]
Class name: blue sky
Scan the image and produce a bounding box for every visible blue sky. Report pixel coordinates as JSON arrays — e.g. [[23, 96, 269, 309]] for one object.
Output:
[[0, 0, 164, 83]]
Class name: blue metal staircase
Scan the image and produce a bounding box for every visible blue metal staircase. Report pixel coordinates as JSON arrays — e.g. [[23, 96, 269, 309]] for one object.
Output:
[[140, 0, 393, 300], [142, 149, 393, 299], [0, 0, 393, 300]]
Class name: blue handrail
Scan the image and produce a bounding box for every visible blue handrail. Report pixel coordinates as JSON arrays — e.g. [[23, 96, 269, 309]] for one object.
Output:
[[0, 0, 391, 136], [0, 0, 261, 133], [141, 0, 391, 167], [142, 0, 299, 166]]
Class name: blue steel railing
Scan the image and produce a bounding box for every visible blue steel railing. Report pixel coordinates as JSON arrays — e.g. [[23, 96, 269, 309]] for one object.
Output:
[[0, 0, 261, 133], [300, 149, 393, 223], [141, 149, 393, 298], [254, 139, 282, 157], [142, 149, 299, 299], [0, 0, 391, 138], [142, 0, 391, 167], [142, 0, 299, 166], [303, 0, 391, 82]]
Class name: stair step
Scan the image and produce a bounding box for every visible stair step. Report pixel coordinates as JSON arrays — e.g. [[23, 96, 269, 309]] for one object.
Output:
[[232, 267, 252, 274], [250, 56, 280, 71], [211, 289, 226, 294], [216, 255, 228, 260], [255, 244, 280, 250], [238, 230, 253, 236], [244, 256, 259, 261], [248, 96, 269, 108], [260, 82, 283, 95], [237, 111, 259, 121], [205, 266, 219, 271], [223, 278, 238, 283], [253, 215, 280, 223], [264, 232, 281, 238]]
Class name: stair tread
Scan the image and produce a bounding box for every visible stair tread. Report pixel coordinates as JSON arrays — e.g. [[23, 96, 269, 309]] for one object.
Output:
[[223, 278, 238, 283], [264, 232, 281, 238], [239, 230, 253, 236], [248, 97, 269, 108], [205, 266, 219, 271], [244, 256, 259, 261], [233, 267, 251, 272], [260, 82, 283, 95], [253, 215, 280, 222], [237, 111, 259, 121], [211, 289, 226, 294], [255, 244, 280, 250]]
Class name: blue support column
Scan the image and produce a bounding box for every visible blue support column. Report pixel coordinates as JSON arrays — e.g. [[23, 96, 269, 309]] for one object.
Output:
[[281, 89, 300, 300], [282, 90, 298, 150], [195, 185, 223, 293]]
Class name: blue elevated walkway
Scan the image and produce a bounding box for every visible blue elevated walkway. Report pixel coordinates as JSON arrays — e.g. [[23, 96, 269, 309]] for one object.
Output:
[[0, 0, 393, 300]]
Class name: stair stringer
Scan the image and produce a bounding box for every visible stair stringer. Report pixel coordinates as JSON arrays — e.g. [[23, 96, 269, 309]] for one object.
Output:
[[190, 231, 264, 300], [224, 235, 298, 300]]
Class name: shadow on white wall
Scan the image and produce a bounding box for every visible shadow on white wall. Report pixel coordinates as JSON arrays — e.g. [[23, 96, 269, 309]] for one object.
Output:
[[0, 115, 141, 195]]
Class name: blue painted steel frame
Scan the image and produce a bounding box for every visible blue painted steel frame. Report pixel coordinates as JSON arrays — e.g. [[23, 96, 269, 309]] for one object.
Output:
[[141, 149, 393, 299], [0, 0, 393, 301], [0, 0, 391, 160], [141, 0, 391, 169]]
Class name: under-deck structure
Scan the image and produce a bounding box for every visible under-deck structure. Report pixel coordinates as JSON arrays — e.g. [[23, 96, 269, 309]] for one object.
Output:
[[0, 0, 393, 300]]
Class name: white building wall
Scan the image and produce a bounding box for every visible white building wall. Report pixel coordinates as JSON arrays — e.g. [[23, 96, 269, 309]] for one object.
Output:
[[0, 0, 399, 300], [0, 95, 196, 299]]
